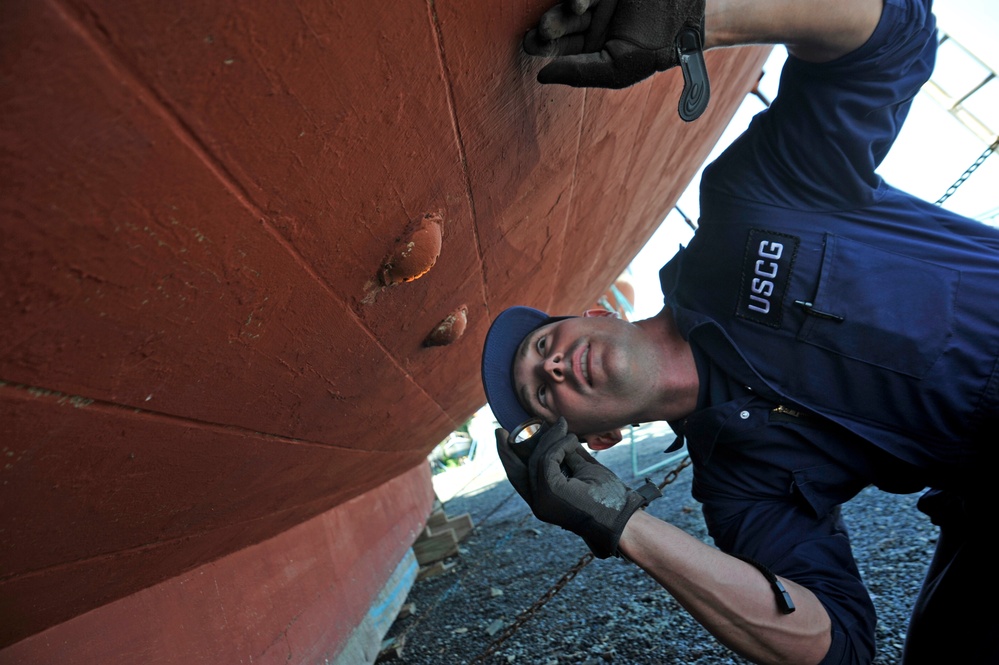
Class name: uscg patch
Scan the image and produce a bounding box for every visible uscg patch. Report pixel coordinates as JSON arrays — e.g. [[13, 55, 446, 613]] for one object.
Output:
[[736, 229, 799, 328]]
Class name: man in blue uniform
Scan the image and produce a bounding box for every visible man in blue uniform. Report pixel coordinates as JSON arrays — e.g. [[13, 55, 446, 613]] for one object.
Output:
[[482, 0, 999, 663]]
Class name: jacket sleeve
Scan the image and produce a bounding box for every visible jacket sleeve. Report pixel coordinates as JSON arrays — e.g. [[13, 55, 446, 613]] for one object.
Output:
[[698, 489, 876, 665], [701, 0, 937, 212], [683, 392, 887, 665]]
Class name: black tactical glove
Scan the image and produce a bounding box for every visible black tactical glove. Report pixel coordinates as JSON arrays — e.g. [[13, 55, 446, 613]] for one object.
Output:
[[523, 0, 710, 121], [496, 418, 661, 558]]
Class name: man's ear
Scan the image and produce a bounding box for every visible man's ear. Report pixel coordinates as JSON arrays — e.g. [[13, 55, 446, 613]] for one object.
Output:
[[582, 429, 623, 451]]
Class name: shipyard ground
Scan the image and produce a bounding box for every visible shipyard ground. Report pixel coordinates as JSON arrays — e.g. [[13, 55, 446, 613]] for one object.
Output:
[[384, 423, 935, 664]]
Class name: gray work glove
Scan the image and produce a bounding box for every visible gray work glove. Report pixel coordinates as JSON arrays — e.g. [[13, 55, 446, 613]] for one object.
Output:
[[522, 0, 709, 120], [496, 418, 661, 558]]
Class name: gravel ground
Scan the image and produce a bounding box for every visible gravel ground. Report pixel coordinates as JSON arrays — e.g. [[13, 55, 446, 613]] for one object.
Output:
[[385, 423, 937, 664]]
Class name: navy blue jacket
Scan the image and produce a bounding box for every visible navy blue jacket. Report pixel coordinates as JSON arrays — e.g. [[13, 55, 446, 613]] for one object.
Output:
[[659, 0, 999, 662]]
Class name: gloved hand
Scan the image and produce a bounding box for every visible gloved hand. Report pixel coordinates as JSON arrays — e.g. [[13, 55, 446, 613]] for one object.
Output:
[[522, 0, 709, 120], [496, 418, 661, 558]]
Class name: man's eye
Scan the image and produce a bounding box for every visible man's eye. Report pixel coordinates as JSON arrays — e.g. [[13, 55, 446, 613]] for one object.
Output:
[[537, 384, 547, 408], [536, 336, 546, 354]]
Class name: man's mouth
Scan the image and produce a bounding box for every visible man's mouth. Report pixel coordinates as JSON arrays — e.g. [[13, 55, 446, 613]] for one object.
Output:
[[577, 344, 591, 387]]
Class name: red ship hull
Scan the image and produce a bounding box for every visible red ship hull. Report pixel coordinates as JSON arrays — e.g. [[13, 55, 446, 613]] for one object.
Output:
[[0, 0, 769, 660]]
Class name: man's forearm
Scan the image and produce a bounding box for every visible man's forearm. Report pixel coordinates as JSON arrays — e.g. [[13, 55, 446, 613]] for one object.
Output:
[[704, 0, 884, 62], [619, 510, 832, 665]]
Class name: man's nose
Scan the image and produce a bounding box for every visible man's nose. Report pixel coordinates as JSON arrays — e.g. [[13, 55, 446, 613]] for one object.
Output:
[[543, 352, 564, 382]]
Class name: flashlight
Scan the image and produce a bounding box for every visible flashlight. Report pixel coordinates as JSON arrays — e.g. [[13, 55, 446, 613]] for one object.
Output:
[[506, 417, 547, 463]]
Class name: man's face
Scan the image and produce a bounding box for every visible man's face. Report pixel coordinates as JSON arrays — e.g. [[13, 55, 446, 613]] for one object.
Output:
[[511, 316, 661, 436]]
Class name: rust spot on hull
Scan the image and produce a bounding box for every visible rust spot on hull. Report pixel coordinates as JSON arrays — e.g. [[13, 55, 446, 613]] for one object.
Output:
[[423, 305, 467, 347], [379, 212, 443, 286]]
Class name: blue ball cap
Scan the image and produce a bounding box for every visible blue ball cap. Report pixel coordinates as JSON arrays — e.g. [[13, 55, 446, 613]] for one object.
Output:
[[481, 306, 553, 432]]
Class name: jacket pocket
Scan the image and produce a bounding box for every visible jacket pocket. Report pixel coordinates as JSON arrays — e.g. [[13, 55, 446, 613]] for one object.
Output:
[[791, 463, 867, 519], [797, 234, 957, 378]]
